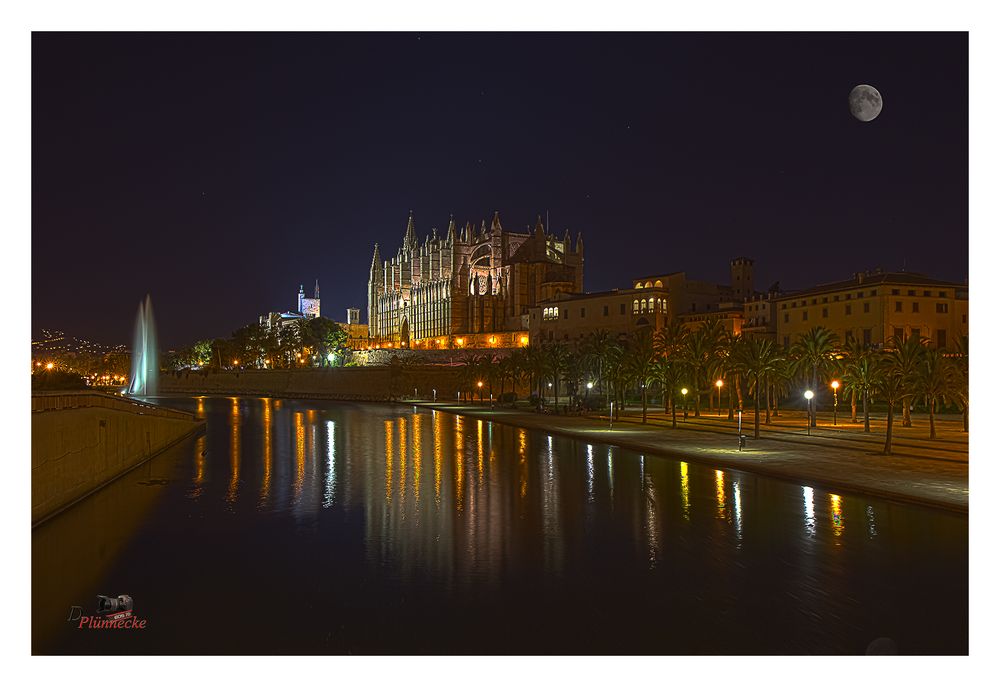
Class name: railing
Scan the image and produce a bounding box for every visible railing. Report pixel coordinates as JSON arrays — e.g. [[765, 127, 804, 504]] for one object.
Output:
[[31, 391, 200, 422]]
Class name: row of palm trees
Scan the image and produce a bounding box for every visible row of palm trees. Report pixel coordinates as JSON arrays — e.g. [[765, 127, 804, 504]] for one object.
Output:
[[458, 322, 969, 455]]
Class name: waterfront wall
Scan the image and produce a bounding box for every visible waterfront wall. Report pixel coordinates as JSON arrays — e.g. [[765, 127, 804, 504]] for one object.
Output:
[[159, 366, 527, 401], [31, 392, 204, 525]]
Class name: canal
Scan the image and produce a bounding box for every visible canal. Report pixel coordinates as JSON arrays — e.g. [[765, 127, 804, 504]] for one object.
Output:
[[32, 396, 968, 654]]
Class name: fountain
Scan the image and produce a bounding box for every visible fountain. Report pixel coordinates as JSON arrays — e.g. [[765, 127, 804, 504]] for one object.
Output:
[[127, 294, 159, 396]]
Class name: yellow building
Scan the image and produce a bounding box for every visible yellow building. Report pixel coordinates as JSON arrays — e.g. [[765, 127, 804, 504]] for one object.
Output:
[[774, 270, 968, 349], [529, 285, 670, 344]]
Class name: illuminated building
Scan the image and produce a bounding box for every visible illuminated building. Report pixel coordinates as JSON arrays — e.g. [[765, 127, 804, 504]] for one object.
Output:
[[259, 280, 322, 330], [773, 270, 968, 349], [367, 211, 582, 348]]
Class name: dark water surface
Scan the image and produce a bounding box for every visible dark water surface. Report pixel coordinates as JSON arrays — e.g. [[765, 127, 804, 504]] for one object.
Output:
[[33, 397, 968, 654]]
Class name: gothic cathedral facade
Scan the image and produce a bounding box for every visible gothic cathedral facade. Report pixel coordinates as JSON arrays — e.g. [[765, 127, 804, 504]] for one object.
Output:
[[367, 211, 584, 348]]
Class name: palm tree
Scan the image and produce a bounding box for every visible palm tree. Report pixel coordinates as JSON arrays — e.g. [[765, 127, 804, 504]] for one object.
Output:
[[891, 333, 929, 428], [910, 347, 956, 439], [790, 326, 840, 427], [843, 337, 868, 423], [952, 335, 969, 433], [652, 356, 686, 428], [681, 322, 721, 417], [522, 344, 547, 407], [842, 351, 881, 433], [735, 337, 784, 439], [878, 347, 910, 455], [625, 330, 657, 423], [544, 343, 571, 411]]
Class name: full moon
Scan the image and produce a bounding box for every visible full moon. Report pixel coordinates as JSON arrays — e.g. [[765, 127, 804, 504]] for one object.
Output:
[[849, 84, 882, 122]]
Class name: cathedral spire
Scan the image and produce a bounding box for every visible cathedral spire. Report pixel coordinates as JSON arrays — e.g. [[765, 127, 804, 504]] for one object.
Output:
[[370, 243, 382, 275], [403, 210, 417, 252], [576, 231, 584, 254], [314, 279, 320, 299], [534, 215, 545, 240], [490, 210, 502, 234], [446, 215, 456, 244]]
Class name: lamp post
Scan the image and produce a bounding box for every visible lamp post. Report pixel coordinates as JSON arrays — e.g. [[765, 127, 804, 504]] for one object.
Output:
[[804, 390, 814, 436], [681, 387, 689, 422], [433, 388, 437, 402], [477, 380, 484, 404], [715, 379, 723, 416], [831, 380, 840, 426]]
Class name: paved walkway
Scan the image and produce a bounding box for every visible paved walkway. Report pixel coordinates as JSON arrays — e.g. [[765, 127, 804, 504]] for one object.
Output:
[[410, 400, 969, 513]]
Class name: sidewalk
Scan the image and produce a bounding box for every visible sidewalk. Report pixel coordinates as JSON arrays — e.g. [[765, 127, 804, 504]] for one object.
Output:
[[410, 400, 969, 513]]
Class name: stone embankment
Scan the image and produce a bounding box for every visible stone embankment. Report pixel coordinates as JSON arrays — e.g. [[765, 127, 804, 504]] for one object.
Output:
[[31, 392, 204, 524]]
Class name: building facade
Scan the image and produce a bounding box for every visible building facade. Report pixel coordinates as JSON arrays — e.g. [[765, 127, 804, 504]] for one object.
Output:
[[367, 211, 584, 349], [773, 270, 968, 349]]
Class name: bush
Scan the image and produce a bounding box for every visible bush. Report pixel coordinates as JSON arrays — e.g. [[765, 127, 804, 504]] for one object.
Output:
[[500, 391, 518, 403], [31, 370, 87, 391]]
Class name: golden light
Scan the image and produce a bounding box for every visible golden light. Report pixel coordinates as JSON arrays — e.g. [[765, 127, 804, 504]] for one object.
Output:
[[681, 387, 688, 396], [519, 335, 529, 346], [488, 335, 497, 345], [232, 359, 239, 365], [456, 337, 464, 347], [715, 379, 723, 388], [46, 362, 54, 370], [35, 362, 42, 367], [477, 381, 483, 388], [831, 380, 840, 390]]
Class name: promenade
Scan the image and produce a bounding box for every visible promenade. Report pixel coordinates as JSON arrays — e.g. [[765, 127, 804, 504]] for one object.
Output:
[[410, 399, 969, 512]]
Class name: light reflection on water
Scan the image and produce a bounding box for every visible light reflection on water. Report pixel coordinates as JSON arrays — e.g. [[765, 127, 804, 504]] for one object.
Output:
[[32, 398, 968, 655]]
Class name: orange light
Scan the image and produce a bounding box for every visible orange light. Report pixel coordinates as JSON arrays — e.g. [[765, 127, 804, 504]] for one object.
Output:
[[46, 362, 54, 370], [519, 335, 529, 346], [831, 380, 840, 390], [489, 335, 497, 345], [477, 381, 483, 388], [456, 338, 464, 347], [715, 379, 723, 388]]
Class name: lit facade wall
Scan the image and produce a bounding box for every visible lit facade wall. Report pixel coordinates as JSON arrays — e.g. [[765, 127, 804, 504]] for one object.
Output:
[[528, 287, 669, 345], [774, 274, 968, 349]]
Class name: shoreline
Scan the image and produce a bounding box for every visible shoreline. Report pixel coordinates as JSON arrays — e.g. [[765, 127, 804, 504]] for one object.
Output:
[[408, 400, 969, 515]]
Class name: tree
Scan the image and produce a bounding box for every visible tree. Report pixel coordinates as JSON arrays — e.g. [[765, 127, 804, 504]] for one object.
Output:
[[890, 332, 929, 428], [299, 317, 349, 366], [842, 351, 881, 433], [543, 343, 571, 411], [681, 322, 722, 417], [735, 336, 783, 439], [910, 347, 957, 439], [624, 330, 657, 423], [952, 335, 969, 433], [790, 326, 840, 427], [878, 347, 910, 455]]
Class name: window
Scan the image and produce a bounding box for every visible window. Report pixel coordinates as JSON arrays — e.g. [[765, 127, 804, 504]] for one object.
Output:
[[562, 309, 568, 319], [822, 297, 828, 303], [937, 329, 947, 348], [936, 303, 948, 313], [939, 291, 946, 298], [907, 289, 916, 296], [781, 303, 787, 310], [923, 290, 931, 297], [811, 298, 817, 305], [802, 311, 808, 321], [783, 313, 789, 323], [620, 303, 626, 315], [894, 327, 904, 340], [580, 307, 586, 318], [845, 304, 852, 315], [632, 299, 639, 314], [822, 307, 828, 318], [912, 302, 919, 313], [864, 302, 870, 314], [891, 289, 900, 295], [870, 290, 876, 296], [895, 301, 903, 312], [845, 329, 854, 343], [834, 295, 840, 301], [603, 305, 609, 316], [783, 336, 790, 348], [846, 293, 852, 300], [863, 329, 872, 345], [857, 291, 864, 298]]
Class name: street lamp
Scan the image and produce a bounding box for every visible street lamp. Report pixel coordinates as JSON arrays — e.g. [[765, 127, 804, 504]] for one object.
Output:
[[477, 380, 484, 403], [804, 390, 814, 436], [681, 387, 689, 422], [831, 380, 840, 426], [715, 379, 723, 416]]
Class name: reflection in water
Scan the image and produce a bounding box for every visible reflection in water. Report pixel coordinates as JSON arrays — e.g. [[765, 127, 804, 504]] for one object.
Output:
[[324, 420, 336, 509], [679, 461, 690, 520], [227, 398, 240, 505], [803, 486, 816, 537], [260, 398, 272, 508], [33, 398, 969, 655], [831, 494, 845, 538], [715, 469, 726, 518]]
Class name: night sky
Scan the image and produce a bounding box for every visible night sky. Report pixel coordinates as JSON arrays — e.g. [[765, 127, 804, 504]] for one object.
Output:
[[32, 32, 968, 348]]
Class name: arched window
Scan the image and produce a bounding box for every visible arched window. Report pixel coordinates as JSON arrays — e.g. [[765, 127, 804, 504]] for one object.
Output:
[[635, 282, 643, 289], [644, 281, 653, 289], [633, 299, 640, 313], [654, 280, 663, 288], [648, 297, 655, 311], [641, 299, 647, 312]]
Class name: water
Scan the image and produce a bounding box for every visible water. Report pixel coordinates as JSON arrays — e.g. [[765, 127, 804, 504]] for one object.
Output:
[[32, 397, 968, 655], [127, 294, 158, 396]]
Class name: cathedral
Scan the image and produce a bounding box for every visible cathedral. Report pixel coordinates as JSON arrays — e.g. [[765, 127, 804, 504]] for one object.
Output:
[[367, 211, 584, 348]]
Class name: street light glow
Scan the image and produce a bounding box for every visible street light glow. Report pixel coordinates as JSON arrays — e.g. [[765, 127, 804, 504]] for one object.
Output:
[[831, 380, 840, 390], [716, 379, 723, 388], [587, 381, 594, 390], [804, 390, 814, 400], [681, 388, 688, 395]]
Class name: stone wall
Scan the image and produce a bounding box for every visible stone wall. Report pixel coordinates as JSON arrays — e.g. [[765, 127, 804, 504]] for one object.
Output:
[[32, 393, 204, 524]]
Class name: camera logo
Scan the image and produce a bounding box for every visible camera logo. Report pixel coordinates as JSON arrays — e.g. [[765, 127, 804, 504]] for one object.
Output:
[[66, 593, 147, 630]]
